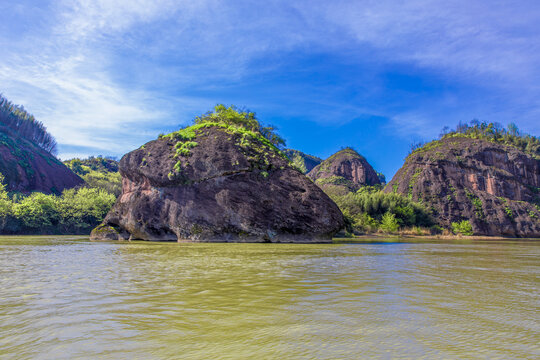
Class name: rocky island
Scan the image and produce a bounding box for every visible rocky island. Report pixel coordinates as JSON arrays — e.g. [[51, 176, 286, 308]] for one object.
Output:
[[91, 106, 344, 242], [386, 130, 540, 237]]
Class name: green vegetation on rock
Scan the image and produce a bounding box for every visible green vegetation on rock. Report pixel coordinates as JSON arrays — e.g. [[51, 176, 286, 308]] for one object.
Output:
[[410, 120, 540, 159], [161, 105, 289, 179], [284, 149, 322, 174]]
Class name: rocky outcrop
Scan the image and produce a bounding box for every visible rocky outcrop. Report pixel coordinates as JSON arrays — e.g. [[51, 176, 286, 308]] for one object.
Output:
[[307, 148, 381, 194], [385, 136, 540, 237], [91, 125, 344, 242], [284, 149, 322, 173], [0, 128, 83, 194]]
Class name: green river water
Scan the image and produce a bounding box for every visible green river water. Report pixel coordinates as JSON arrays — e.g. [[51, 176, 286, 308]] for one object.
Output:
[[0, 236, 538, 359]]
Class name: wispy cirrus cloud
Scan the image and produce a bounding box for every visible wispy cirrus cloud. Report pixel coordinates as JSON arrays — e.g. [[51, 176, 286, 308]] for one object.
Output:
[[0, 0, 538, 176]]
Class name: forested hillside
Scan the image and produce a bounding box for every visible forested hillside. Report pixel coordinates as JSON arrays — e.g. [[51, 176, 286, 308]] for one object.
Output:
[[0, 94, 83, 194], [0, 94, 57, 154]]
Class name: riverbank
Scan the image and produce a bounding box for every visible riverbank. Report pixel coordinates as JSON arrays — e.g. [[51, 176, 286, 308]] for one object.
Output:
[[334, 233, 540, 243], [1, 233, 538, 244]]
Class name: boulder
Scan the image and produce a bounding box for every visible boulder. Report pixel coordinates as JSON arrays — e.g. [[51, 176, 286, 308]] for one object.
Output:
[[91, 125, 344, 242]]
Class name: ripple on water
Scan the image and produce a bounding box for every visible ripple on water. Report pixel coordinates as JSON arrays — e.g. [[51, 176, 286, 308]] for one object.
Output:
[[0, 237, 539, 359]]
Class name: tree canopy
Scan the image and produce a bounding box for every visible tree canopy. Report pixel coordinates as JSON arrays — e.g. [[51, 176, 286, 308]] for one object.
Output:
[[193, 105, 286, 148], [0, 94, 57, 154], [441, 120, 539, 158]]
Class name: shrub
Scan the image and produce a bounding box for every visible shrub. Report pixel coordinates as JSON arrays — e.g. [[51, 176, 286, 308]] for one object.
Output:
[[451, 220, 473, 236], [431, 121, 539, 159], [380, 212, 399, 233], [12, 192, 60, 230], [56, 187, 116, 233], [64, 156, 122, 196], [193, 104, 286, 148], [329, 187, 434, 233], [0, 173, 116, 234]]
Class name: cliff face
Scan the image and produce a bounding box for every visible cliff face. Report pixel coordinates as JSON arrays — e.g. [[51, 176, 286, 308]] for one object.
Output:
[[307, 148, 381, 194], [385, 136, 540, 237], [284, 149, 322, 173], [91, 125, 344, 242], [0, 129, 83, 194]]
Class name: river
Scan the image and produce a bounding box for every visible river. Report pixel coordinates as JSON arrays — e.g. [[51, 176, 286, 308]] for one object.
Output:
[[0, 236, 538, 359]]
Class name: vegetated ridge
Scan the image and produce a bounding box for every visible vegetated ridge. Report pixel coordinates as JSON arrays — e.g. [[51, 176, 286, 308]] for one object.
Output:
[[308, 147, 381, 195], [283, 149, 322, 173], [386, 121, 540, 237], [0, 94, 83, 194], [91, 105, 344, 242], [64, 156, 121, 196]]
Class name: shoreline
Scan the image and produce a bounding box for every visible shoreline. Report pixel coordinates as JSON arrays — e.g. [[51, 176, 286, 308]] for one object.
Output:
[[0, 233, 538, 243], [334, 233, 540, 242]]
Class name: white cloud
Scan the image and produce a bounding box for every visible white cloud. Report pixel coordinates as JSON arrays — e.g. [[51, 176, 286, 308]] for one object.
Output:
[[318, 0, 540, 79], [0, 0, 538, 161]]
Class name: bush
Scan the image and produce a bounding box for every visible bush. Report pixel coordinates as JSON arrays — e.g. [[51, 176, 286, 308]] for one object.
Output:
[[329, 187, 434, 234], [80, 171, 122, 196], [12, 192, 59, 230], [0, 172, 116, 234], [380, 212, 399, 233], [193, 104, 286, 148], [451, 220, 473, 236], [431, 120, 539, 159], [57, 187, 116, 233]]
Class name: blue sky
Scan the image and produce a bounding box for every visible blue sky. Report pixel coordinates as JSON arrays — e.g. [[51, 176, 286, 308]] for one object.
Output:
[[1, 0, 539, 179]]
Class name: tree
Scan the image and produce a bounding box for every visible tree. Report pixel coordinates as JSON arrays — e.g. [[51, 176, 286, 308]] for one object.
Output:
[[380, 212, 399, 233], [193, 104, 286, 148], [507, 123, 519, 136], [0, 94, 58, 154]]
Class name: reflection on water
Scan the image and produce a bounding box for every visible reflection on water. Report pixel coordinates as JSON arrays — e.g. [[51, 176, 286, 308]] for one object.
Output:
[[0, 236, 539, 359]]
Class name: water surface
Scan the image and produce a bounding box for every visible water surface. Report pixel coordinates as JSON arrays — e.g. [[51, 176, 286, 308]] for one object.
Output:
[[0, 236, 539, 359]]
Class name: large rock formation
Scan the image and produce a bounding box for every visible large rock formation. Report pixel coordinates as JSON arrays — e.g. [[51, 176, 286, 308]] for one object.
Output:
[[283, 149, 322, 173], [385, 136, 540, 237], [307, 148, 381, 195], [0, 129, 83, 194], [91, 125, 344, 242]]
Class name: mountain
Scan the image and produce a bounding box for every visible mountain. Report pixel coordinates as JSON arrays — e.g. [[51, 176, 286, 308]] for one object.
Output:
[[385, 135, 540, 237], [307, 147, 381, 195]]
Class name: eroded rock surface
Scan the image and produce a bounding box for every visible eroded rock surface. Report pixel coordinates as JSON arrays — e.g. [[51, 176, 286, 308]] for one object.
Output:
[[0, 129, 83, 194], [307, 148, 381, 194], [91, 126, 344, 242], [385, 136, 540, 237]]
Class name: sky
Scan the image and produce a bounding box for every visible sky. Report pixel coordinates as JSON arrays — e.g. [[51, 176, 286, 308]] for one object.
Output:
[[1, 0, 539, 179]]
